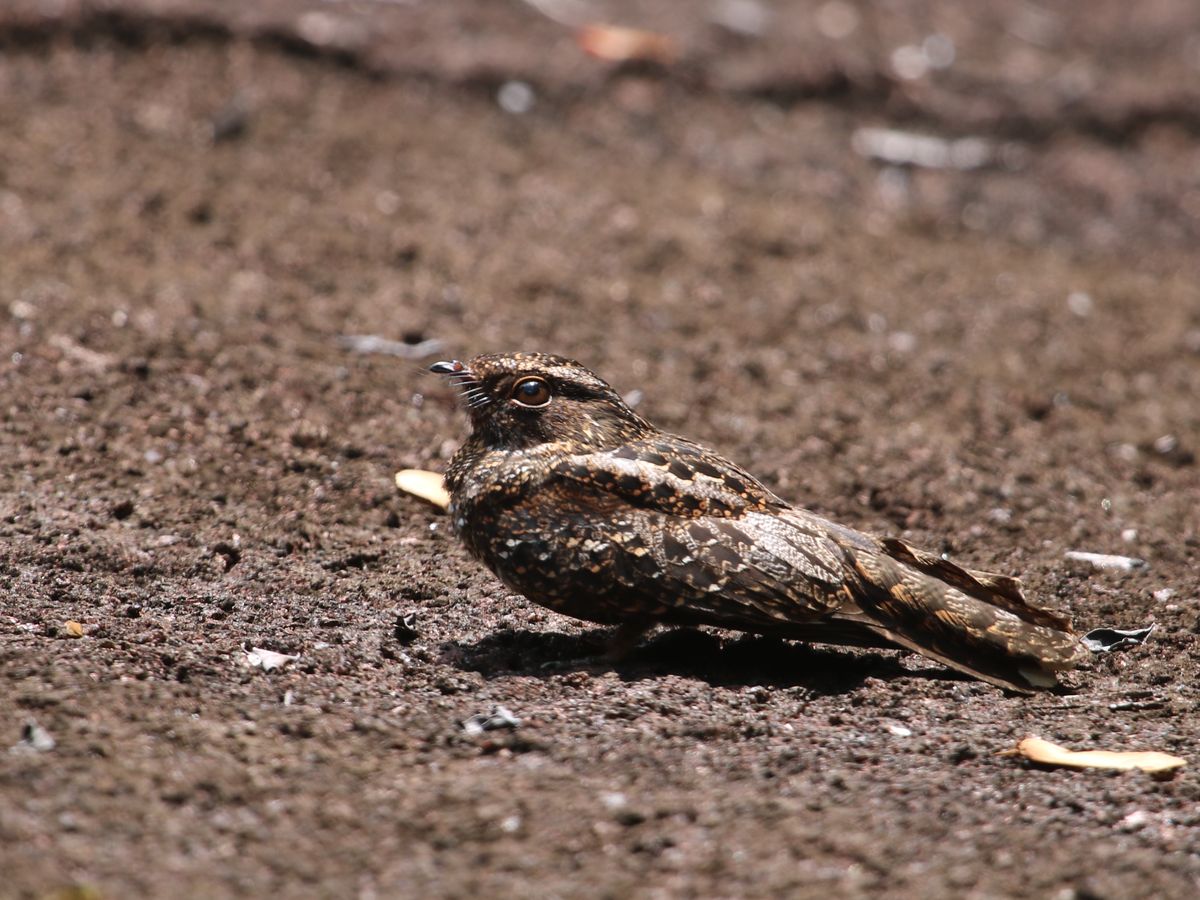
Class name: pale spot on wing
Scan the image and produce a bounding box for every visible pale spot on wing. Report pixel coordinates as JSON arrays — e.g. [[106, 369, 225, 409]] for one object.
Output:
[[739, 512, 844, 586]]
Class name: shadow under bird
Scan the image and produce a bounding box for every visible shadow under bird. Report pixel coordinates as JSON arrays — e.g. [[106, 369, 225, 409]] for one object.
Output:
[[430, 352, 1088, 692]]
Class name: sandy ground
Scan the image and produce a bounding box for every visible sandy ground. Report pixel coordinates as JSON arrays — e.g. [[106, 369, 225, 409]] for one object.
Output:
[[2, 2, 1199, 897]]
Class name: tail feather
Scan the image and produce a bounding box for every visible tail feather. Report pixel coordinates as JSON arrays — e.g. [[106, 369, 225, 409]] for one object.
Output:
[[844, 546, 1087, 693], [878, 537, 1074, 632]]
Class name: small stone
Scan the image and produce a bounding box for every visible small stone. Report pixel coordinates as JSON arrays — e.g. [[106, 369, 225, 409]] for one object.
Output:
[[815, 1, 859, 39], [497, 81, 535, 115], [393, 613, 419, 644], [243, 646, 299, 672], [948, 744, 977, 764], [891, 45, 928, 80], [710, 0, 770, 37], [614, 809, 646, 827], [1118, 810, 1150, 832], [1066, 291, 1094, 317], [14, 720, 56, 753], [1152, 434, 1178, 455], [922, 34, 955, 69], [462, 706, 520, 736], [601, 792, 628, 810]]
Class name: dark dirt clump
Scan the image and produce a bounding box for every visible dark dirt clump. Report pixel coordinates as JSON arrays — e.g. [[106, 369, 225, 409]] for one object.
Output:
[[2, 2, 1199, 897]]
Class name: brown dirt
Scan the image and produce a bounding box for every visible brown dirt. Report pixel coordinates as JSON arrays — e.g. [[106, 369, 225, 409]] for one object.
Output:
[[2, 2, 1199, 897]]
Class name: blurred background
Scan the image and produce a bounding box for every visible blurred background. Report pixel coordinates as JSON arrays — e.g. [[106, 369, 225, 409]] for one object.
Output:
[[2, 1, 1199, 897]]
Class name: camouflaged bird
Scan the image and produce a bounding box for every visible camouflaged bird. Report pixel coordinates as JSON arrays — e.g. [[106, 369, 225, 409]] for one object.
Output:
[[431, 352, 1087, 692]]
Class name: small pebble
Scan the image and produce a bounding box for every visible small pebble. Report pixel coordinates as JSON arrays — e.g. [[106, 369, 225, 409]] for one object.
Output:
[[244, 647, 299, 672], [1118, 810, 1150, 832], [1153, 434, 1178, 455], [601, 792, 628, 810], [710, 0, 770, 37], [463, 706, 521, 737], [15, 720, 56, 753], [497, 81, 535, 115], [1066, 291, 1094, 317], [499, 815, 522, 834]]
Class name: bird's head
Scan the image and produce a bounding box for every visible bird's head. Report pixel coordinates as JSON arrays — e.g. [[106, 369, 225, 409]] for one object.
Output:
[[431, 352, 651, 452]]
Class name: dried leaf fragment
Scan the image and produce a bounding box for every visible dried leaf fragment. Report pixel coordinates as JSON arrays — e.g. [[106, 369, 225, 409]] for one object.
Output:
[[577, 24, 677, 64], [65, 620, 84, 638], [1010, 736, 1185, 775], [852, 127, 992, 170], [243, 647, 299, 672], [463, 706, 521, 737], [395, 469, 450, 510], [1081, 623, 1156, 653], [1064, 550, 1146, 571], [338, 335, 445, 359]]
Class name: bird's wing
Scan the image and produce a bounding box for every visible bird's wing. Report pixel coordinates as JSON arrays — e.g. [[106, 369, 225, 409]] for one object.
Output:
[[549, 438, 856, 628], [549, 438, 1085, 692]]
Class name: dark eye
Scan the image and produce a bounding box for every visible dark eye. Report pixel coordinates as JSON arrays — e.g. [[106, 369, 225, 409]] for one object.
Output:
[[510, 377, 551, 408]]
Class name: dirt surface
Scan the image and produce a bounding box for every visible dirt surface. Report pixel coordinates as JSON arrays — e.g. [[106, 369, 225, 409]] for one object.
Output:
[[2, 2, 1200, 897]]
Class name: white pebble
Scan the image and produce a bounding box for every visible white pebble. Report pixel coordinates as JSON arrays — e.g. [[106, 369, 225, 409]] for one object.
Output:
[[891, 45, 928, 80], [497, 81, 535, 115], [1118, 810, 1150, 832], [815, 1, 860, 39], [1067, 291, 1094, 317], [601, 792, 628, 810]]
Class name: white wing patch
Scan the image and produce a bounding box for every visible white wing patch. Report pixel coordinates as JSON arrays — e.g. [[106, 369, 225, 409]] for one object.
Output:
[[740, 512, 844, 586]]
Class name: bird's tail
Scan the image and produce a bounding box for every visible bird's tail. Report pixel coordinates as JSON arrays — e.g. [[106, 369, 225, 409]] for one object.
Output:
[[842, 538, 1087, 693]]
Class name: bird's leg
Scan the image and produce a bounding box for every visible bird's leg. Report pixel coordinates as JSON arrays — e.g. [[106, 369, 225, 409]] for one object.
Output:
[[604, 620, 654, 661], [536, 620, 653, 671]]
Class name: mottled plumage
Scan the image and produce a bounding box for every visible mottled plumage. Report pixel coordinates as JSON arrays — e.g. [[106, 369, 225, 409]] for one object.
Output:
[[432, 352, 1087, 692]]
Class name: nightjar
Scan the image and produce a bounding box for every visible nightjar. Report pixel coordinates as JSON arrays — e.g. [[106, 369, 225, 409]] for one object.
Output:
[[431, 352, 1087, 692]]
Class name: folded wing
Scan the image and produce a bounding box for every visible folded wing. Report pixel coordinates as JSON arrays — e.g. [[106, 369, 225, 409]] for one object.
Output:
[[547, 438, 1084, 692]]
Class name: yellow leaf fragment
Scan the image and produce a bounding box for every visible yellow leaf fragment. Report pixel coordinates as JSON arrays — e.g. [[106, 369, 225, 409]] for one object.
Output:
[[1013, 736, 1186, 775], [395, 469, 450, 510], [65, 620, 84, 638], [577, 24, 677, 65]]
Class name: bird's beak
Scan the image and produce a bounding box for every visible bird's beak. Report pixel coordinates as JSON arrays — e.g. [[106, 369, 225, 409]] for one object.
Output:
[[430, 360, 488, 409]]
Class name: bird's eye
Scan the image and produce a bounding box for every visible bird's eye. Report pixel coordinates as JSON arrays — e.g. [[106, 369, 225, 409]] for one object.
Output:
[[509, 377, 551, 408]]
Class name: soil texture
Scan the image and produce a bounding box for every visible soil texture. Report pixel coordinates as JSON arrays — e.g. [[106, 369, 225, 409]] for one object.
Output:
[[2, 2, 1199, 897]]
